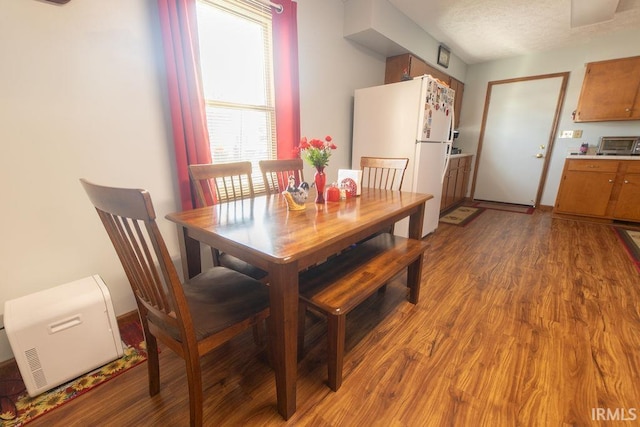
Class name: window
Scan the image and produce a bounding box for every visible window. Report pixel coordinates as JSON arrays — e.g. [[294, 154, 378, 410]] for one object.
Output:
[[196, 0, 277, 192]]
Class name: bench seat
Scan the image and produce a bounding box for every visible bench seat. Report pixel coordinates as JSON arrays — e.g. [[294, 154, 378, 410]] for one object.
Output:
[[298, 232, 428, 391]]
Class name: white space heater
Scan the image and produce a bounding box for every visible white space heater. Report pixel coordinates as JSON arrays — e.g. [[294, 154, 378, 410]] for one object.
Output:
[[4, 275, 124, 396]]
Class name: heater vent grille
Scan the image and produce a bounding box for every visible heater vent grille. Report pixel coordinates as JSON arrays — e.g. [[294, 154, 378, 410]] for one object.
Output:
[[25, 347, 47, 388]]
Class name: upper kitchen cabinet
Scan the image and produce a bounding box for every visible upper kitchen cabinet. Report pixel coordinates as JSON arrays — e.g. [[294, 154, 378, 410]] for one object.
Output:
[[574, 56, 640, 122], [385, 53, 450, 84], [449, 78, 464, 129], [385, 54, 464, 128]]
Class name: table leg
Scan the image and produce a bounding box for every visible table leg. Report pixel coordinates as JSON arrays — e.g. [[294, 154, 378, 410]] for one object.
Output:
[[268, 262, 299, 419], [407, 202, 426, 240], [176, 225, 201, 280]]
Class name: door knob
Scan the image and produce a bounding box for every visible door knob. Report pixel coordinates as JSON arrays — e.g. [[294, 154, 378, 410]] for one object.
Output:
[[539, 145, 545, 149], [535, 153, 543, 158]]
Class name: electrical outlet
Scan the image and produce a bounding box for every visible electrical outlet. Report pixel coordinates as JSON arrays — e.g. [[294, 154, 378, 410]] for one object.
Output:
[[560, 130, 573, 138], [573, 130, 583, 138]]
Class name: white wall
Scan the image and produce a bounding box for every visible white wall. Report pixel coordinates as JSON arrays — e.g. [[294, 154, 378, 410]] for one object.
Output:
[[343, 0, 466, 83], [0, 0, 384, 362], [297, 0, 385, 182], [457, 27, 640, 206], [0, 0, 178, 361]]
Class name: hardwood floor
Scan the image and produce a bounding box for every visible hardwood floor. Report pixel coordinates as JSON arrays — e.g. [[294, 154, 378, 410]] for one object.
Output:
[[29, 209, 639, 426]]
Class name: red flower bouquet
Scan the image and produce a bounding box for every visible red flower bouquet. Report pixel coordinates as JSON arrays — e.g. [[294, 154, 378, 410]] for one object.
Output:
[[297, 136, 337, 168]]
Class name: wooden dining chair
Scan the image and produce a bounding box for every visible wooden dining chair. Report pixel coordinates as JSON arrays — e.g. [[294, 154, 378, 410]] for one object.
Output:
[[188, 162, 267, 281], [259, 158, 305, 195], [189, 161, 254, 205], [360, 157, 409, 191], [80, 179, 270, 427]]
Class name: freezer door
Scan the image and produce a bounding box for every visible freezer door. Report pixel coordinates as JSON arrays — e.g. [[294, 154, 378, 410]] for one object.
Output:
[[352, 79, 423, 175]]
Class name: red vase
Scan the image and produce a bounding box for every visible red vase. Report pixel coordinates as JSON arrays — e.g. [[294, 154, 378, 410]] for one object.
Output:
[[314, 167, 326, 203]]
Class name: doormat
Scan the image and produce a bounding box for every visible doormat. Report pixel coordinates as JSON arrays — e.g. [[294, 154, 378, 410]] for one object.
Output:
[[613, 227, 640, 272], [473, 201, 534, 214], [439, 206, 484, 226], [0, 318, 149, 426]]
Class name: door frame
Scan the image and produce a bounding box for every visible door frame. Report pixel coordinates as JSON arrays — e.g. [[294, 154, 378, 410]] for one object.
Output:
[[470, 72, 569, 207]]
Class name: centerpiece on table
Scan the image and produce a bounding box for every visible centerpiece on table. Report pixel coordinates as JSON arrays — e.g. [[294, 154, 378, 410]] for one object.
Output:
[[297, 135, 337, 203]]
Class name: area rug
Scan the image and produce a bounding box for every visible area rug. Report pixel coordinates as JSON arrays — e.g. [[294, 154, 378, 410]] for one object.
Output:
[[439, 206, 485, 226], [613, 227, 640, 272], [0, 319, 148, 426], [472, 201, 534, 214]]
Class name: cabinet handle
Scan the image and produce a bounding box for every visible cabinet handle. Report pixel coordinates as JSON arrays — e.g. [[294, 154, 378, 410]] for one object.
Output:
[[608, 179, 614, 183], [586, 165, 598, 168], [625, 108, 631, 112], [624, 180, 630, 184]]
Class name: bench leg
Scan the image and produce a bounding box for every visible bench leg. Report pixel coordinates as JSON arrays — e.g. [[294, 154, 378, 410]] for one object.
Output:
[[327, 314, 346, 391]]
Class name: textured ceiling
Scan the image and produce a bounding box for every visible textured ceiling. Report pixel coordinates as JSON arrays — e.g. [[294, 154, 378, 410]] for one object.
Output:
[[387, 0, 640, 64]]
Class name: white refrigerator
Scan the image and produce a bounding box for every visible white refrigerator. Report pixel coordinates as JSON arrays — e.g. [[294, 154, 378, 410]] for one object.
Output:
[[351, 75, 455, 237]]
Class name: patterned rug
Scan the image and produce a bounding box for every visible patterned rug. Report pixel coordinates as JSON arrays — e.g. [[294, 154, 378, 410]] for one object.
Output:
[[472, 201, 534, 214], [613, 227, 640, 272], [439, 206, 485, 226], [0, 319, 148, 426]]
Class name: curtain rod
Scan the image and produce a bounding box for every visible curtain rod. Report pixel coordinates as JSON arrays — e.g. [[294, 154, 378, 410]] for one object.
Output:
[[255, 0, 283, 13]]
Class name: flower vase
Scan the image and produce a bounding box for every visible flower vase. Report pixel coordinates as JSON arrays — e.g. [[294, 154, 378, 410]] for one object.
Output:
[[314, 167, 326, 203]]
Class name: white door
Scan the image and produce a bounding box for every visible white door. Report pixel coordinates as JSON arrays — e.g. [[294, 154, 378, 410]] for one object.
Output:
[[474, 75, 566, 206]]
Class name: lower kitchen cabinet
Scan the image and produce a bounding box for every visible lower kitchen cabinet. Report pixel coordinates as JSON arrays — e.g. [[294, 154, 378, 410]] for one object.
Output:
[[441, 154, 472, 213], [613, 162, 640, 220], [554, 158, 640, 222]]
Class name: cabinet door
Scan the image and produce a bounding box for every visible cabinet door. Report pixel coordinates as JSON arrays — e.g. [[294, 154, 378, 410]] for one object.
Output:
[[441, 169, 450, 211], [555, 171, 616, 216], [385, 54, 411, 84], [441, 158, 459, 211], [460, 156, 472, 202], [450, 78, 464, 129], [613, 173, 640, 220], [453, 157, 468, 204], [385, 54, 451, 85], [575, 56, 640, 122]]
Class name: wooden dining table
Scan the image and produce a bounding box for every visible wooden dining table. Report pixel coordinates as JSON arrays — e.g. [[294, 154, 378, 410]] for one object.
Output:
[[165, 188, 432, 419]]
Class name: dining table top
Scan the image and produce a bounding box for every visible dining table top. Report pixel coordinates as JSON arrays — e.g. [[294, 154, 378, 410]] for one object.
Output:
[[166, 188, 432, 269]]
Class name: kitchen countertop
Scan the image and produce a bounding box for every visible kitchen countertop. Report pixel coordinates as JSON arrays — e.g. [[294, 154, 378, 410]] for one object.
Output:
[[450, 153, 472, 158], [566, 154, 640, 160]]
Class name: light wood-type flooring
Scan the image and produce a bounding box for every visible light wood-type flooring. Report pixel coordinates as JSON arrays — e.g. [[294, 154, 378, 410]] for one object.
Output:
[[29, 208, 640, 426]]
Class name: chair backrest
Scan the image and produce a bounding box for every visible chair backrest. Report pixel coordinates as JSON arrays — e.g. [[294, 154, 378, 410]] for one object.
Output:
[[80, 179, 195, 346], [259, 158, 305, 195], [360, 157, 409, 191], [189, 162, 254, 206]]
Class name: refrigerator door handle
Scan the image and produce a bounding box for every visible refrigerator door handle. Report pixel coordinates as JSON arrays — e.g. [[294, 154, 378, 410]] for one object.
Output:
[[442, 94, 455, 183], [442, 142, 452, 184], [447, 104, 455, 143]]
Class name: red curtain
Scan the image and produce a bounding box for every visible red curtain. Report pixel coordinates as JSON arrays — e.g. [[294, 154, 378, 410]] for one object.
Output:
[[157, 0, 300, 208], [272, 0, 301, 160], [157, 0, 212, 210]]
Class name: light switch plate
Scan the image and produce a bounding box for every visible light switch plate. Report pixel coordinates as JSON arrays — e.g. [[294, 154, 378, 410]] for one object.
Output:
[[573, 130, 583, 138]]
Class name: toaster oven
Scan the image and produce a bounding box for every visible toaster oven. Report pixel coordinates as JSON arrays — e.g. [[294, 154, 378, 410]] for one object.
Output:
[[597, 136, 640, 155]]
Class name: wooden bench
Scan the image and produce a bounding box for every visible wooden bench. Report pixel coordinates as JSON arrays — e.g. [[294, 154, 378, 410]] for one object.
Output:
[[298, 232, 429, 391]]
